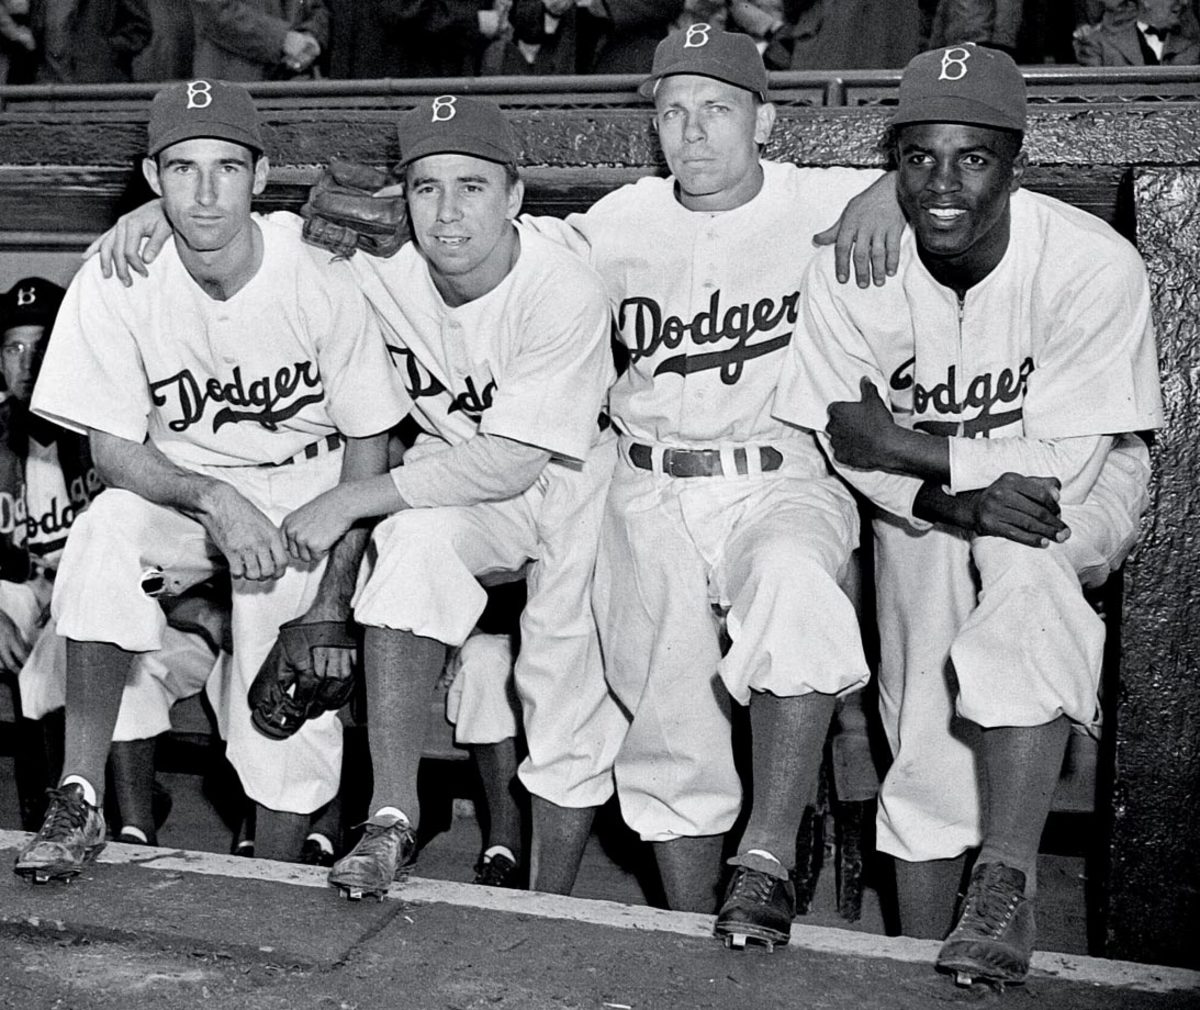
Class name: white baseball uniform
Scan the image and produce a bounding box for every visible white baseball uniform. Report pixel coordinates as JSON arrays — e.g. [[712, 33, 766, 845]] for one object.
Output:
[[775, 188, 1164, 860], [344, 224, 626, 811], [31, 213, 409, 814], [524, 160, 879, 841]]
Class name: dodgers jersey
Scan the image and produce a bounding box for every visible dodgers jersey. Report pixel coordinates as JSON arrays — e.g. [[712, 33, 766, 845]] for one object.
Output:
[[776, 188, 1164, 503], [346, 223, 615, 465], [33, 214, 410, 468], [526, 160, 880, 447]]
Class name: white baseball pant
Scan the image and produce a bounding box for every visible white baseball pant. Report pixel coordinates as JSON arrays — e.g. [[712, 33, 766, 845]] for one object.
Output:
[[51, 450, 345, 814], [875, 436, 1151, 862], [353, 434, 624, 810], [593, 436, 870, 843]]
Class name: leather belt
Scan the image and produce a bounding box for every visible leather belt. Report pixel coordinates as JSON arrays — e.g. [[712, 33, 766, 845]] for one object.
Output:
[[627, 443, 783, 478], [262, 432, 344, 468]]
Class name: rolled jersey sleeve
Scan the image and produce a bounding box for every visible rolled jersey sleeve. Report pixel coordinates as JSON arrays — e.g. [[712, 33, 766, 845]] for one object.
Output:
[[31, 262, 152, 443], [1022, 246, 1164, 439], [391, 434, 550, 508], [774, 252, 926, 526], [478, 276, 613, 463], [309, 257, 413, 438]]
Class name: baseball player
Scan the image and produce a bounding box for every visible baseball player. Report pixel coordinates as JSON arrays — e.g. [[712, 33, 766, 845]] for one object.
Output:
[[1, 276, 217, 842], [775, 45, 1163, 984], [273, 96, 624, 900], [0, 276, 219, 846], [14, 79, 408, 883], [518, 26, 904, 948]]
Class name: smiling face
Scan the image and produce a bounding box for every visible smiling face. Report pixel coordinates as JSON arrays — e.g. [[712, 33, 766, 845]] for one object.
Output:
[[405, 153, 524, 304], [895, 122, 1025, 286], [653, 74, 775, 212], [143, 137, 268, 256]]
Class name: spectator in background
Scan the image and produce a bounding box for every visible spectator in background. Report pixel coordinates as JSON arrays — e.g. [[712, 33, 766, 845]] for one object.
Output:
[[576, 0, 685, 73], [735, 0, 921, 70], [31, 0, 150, 82], [491, 0, 579, 75], [1074, 0, 1199, 64], [189, 0, 328, 81], [0, 0, 37, 84], [325, 0, 409, 77], [131, 0, 194, 81], [921, 0, 1022, 56]]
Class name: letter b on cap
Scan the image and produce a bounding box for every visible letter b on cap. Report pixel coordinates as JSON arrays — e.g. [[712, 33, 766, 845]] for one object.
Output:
[[186, 80, 213, 110], [938, 47, 971, 81], [431, 95, 457, 123], [684, 24, 711, 47], [15, 287, 35, 307]]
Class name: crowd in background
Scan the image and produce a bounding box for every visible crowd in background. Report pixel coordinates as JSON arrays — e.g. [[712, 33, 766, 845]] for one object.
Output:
[[0, 0, 1196, 87]]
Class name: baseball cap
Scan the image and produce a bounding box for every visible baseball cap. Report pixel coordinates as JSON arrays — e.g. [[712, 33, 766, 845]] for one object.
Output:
[[893, 44, 1026, 133], [638, 25, 769, 102], [147, 79, 265, 158], [1, 277, 65, 335], [396, 96, 519, 169]]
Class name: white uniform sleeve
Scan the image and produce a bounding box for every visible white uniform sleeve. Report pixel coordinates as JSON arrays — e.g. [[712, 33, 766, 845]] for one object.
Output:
[[775, 253, 926, 526], [1023, 245, 1163, 438], [949, 434, 1112, 503], [515, 212, 595, 260], [390, 434, 550, 508], [308, 255, 413, 438], [478, 265, 613, 463], [31, 262, 153, 442]]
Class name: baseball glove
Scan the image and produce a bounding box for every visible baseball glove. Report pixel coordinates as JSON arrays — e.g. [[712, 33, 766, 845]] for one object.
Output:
[[300, 160, 409, 258], [248, 617, 359, 741]]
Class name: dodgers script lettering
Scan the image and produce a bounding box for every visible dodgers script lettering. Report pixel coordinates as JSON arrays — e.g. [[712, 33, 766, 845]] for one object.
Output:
[[890, 355, 1035, 437], [620, 289, 799, 385], [150, 362, 322, 433]]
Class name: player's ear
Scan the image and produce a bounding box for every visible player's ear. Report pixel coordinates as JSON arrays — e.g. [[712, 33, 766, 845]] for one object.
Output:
[[1009, 149, 1027, 193], [142, 156, 163, 197], [505, 178, 525, 220], [754, 101, 776, 146], [252, 154, 270, 196]]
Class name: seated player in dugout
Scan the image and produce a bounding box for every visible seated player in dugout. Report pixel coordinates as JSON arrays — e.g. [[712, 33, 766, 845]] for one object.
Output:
[[0, 277, 224, 848], [13, 79, 408, 883], [774, 44, 1162, 987], [513, 26, 905, 952], [283, 97, 624, 901], [86, 56, 907, 922]]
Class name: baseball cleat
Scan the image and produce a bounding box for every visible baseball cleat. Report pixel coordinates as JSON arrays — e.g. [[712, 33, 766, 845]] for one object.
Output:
[[714, 865, 796, 953], [936, 862, 1034, 987], [327, 812, 416, 901], [14, 784, 107, 883], [473, 851, 521, 889]]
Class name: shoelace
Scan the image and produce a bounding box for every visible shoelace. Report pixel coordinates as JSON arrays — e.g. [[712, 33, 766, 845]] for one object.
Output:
[[729, 867, 776, 904], [959, 870, 1021, 937], [38, 787, 90, 840]]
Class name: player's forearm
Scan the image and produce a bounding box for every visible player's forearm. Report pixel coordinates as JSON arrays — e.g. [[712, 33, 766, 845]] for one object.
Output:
[[90, 430, 229, 521], [306, 433, 390, 618], [873, 426, 951, 483], [390, 434, 551, 508], [913, 481, 970, 530]]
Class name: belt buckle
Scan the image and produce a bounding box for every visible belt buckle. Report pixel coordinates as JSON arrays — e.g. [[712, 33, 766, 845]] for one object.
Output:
[[663, 447, 719, 478]]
